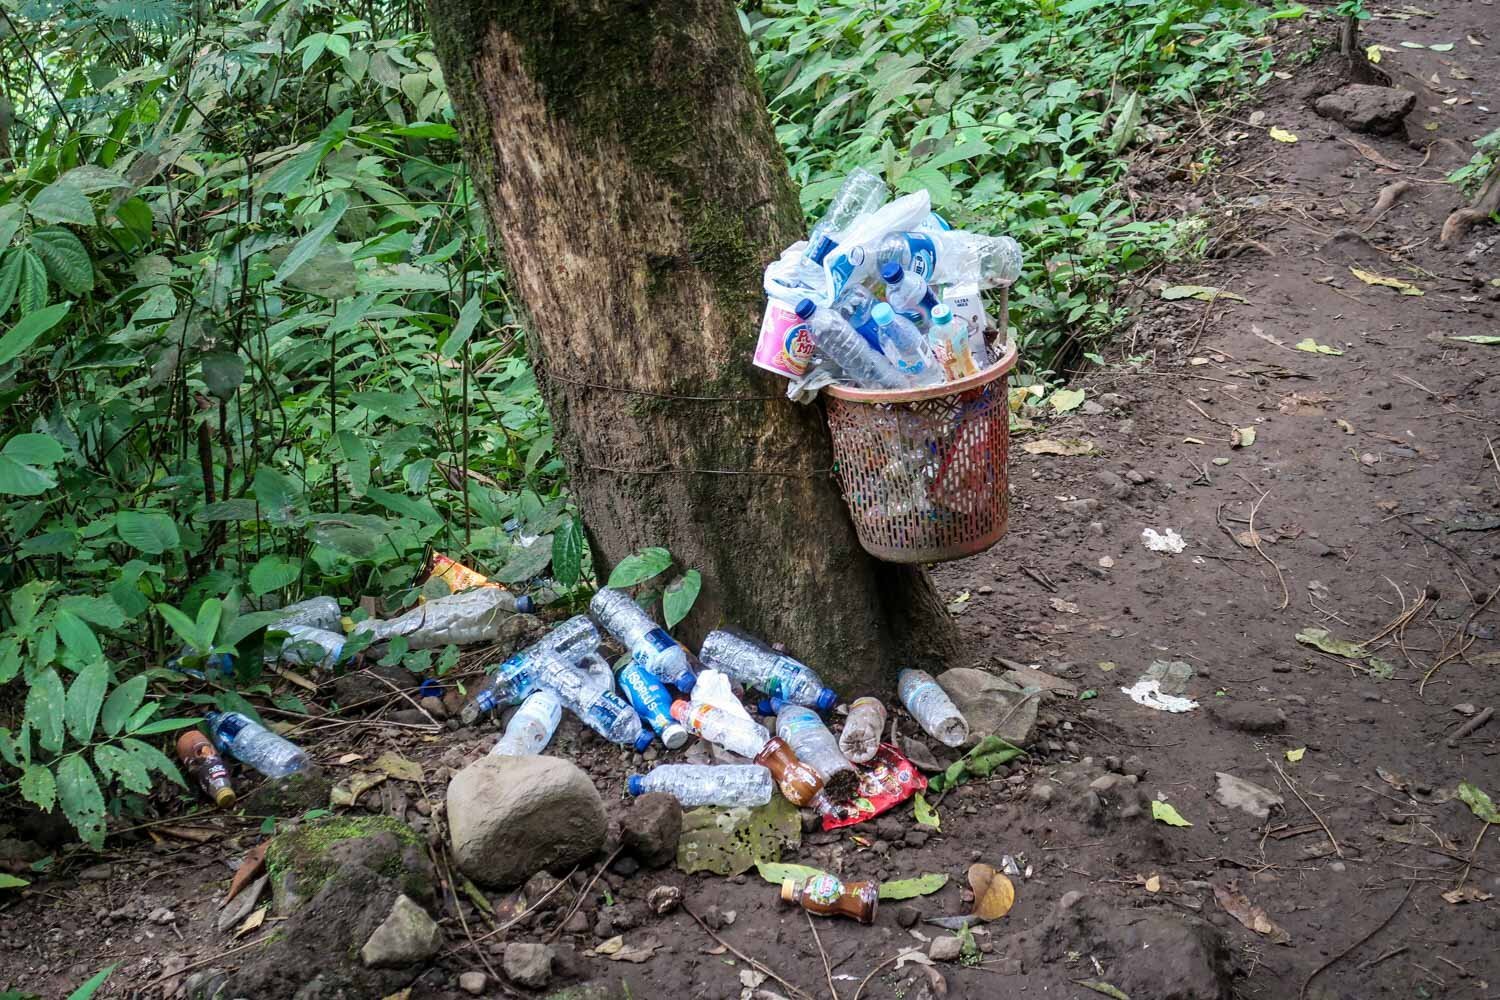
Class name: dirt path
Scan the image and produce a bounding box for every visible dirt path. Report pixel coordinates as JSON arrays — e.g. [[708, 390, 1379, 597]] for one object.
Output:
[[3, 8, 1498, 1000]]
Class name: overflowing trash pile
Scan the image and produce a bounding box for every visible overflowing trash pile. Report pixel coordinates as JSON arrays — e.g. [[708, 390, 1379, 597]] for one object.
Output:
[[756, 168, 1022, 398]]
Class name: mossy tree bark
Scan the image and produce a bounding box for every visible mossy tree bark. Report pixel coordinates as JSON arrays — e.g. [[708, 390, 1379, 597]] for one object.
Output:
[[426, 0, 957, 690]]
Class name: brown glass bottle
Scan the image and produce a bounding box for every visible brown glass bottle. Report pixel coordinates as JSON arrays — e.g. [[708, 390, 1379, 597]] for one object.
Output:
[[177, 730, 236, 807], [781, 873, 878, 924], [753, 737, 824, 807]]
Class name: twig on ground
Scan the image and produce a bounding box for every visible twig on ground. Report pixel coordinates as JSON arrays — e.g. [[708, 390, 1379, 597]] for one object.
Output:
[[807, 910, 840, 1000], [1021, 566, 1057, 593], [143, 936, 269, 987], [463, 863, 581, 950], [440, 850, 507, 991], [369, 670, 445, 729], [684, 904, 816, 1000], [1422, 585, 1500, 694], [1358, 945, 1408, 970], [1299, 885, 1412, 1000], [852, 950, 914, 1000], [1447, 707, 1494, 748], [544, 849, 621, 944], [1454, 821, 1492, 892], [1273, 758, 1342, 859], [1229, 479, 1289, 611]]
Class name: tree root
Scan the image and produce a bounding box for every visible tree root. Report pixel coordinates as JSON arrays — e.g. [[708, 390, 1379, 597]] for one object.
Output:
[[1370, 180, 1413, 218], [1441, 163, 1500, 245]]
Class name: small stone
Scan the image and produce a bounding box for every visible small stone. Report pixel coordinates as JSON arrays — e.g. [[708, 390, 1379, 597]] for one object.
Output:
[[1314, 84, 1417, 135], [929, 936, 964, 962], [78, 864, 113, 881], [503, 942, 554, 990], [1081, 400, 1106, 416], [149, 907, 176, 925], [977, 585, 995, 595], [359, 894, 443, 968], [896, 905, 920, 928], [419, 695, 448, 720], [647, 885, 682, 915], [610, 855, 640, 878], [620, 792, 683, 869], [1210, 702, 1287, 734], [563, 910, 590, 935], [904, 828, 931, 848], [458, 971, 487, 996], [1096, 470, 1132, 500], [1124, 469, 1147, 485]]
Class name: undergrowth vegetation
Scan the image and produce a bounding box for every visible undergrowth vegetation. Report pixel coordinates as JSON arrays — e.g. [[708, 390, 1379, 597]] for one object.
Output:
[[0, 0, 1279, 848]]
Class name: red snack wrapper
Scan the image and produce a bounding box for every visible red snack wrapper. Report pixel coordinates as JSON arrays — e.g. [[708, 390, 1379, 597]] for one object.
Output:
[[821, 742, 927, 831]]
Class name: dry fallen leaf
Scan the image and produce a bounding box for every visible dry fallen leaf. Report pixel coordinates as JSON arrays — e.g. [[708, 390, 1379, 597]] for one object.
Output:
[[236, 905, 268, 938], [226, 842, 269, 905], [1335, 418, 1355, 435], [594, 935, 624, 956], [337, 752, 365, 765], [373, 752, 424, 783], [1285, 748, 1306, 763], [608, 936, 662, 963], [1268, 127, 1298, 143], [1050, 598, 1080, 614], [1144, 874, 1162, 893], [1350, 266, 1423, 296], [1213, 883, 1292, 944], [1022, 438, 1096, 456], [1233, 529, 1272, 549], [331, 771, 387, 807], [968, 863, 1016, 920], [1278, 392, 1333, 416], [1294, 338, 1343, 356], [1183, 436, 1206, 445], [1442, 887, 1493, 904], [1231, 427, 1256, 449]]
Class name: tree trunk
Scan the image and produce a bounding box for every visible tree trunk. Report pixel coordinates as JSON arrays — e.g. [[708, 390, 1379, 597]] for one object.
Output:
[[426, 0, 957, 691]]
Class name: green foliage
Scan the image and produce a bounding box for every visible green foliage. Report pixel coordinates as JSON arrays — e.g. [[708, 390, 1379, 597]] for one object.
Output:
[[745, 0, 1280, 367], [1448, 129, 1500, 199]]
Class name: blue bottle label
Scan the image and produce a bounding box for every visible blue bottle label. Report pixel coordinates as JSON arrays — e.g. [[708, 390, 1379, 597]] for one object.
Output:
[[216, 713, 248, 742], [902, 233, 937, 280], [808, 234, 837, 265], [619, 663, 674, 732], [634, 629, 677, 662], [584, 692, 633, 739], [828, 244, 864, 300], [851, 314, 882, 351]]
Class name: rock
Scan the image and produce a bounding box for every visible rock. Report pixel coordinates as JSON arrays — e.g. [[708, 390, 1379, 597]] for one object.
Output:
[[419, 695, 448, 720], [1096, 470, 1132, 500], [267, 815, 433, 915], [563, 910, 591, 935], [1214, 772, 1284, 819], [524, 872, 575, 913], [184, 969, 229, 1000], [929, 936, 964, 962], [217, 874, 268, 934], [504, 942, 555, 989], [360, 894, 442, 968], [77, 863, 113, 881], [1314, 84, 1416, 135], [620, 793, 682, 868], [904, 828, 931, 848], [610, 855, 640, 877], [239, 766, 334, 817], [998, 666, 1079, 699], [459, 971, 487, 995], [1081, 400, 1106, 416], [936, 668, 1039, 747], [1209, 702, 1287, 734], [448, 756, 607, 888], [897, 905, 921, 928], [647, 884, 683, 915]]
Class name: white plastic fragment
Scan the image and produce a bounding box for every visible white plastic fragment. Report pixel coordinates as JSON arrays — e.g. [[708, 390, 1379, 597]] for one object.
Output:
[[1120, 678, 1199, 713], [1141, 527, 1186, 553]]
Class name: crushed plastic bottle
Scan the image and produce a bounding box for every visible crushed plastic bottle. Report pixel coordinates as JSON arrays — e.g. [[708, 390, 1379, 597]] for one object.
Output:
[[275, 625, 348, 670], [578, 652, 616, 699], [839, 697, 887, 763], [869, 303, 942, 387], [876, 230, 1022, 288], [204, 710, 309, 777], [897, 668, 970, 747], [627, 764, 774, 807], [699, 630, 838, 711], [618, 659, 689, 749], [177, 730, 236, 807], [671, 699, 771, 759], [804, 167, 890, 265], [489, 688, 563, 757], [270, 596, 342, 632], [589, 588, 695, 692], [457, 618, 603, 725], [879, 262, 940, 328], [548, 615, 603, 663], [833, 284, 884, 351], [768, 700, 859, 798], [534, 651, 647, 748], [795, 299, 908, 390], [351, 588, 529, 650]]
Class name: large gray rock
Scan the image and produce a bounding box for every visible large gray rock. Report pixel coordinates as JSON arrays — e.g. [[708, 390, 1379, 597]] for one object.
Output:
[[448, 755, 607, 887], [504, 942, 556, 989], [1314, 84, 1415, 135], [360, 893, 443, 968], [936, 667, 1038, 747]]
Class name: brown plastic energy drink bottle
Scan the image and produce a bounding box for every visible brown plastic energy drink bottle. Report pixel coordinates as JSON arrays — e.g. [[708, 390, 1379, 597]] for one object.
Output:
[[753, 737, 825, 807], [781, 873, 878, 924], [177, 730, 236, 807]]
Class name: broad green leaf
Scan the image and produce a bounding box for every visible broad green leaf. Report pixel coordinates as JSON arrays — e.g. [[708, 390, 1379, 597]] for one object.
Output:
[[0, 455, 56, 495], [155, 603, 202, 650], [493, 539, 555, 584], [65, 660, 110, 742], [249, 555, 301, 595], [28, 181, 95, 226], [336, 430, 370, 497], [0, 874, 28, 889], [0, 203, 22, 248], [551, 516, 584, 587], [755, 861, 826, 885], [15, 248, 47, 313], [56, 755, 107, 849], [53, 610, 101, 662], [116, 509, 179, 554], [57, 595, 125, 629], [66, 964, 118, 1000], [94, 744, 151, 794], [440, 292, 482, 359], [129, 717, 205, 735], [120, 737, 186, 788], [607, 547, 673, 588], [0, 248, 24, 314], [252, 467, 303, 523], [1049, 388, 1086, 412], [663, 570, 702, 629], [367, 486, 441, 526], [25, 669, 66, 753], [1458, 781, 1500, 825], [195, 598, 224, 648], [20, 763, 56, 811], [275, 193, 350, 287], [1109, 91, 1142, 154], [29, 228, 94, 294], [1151, 800, 1192, 827], [1160, 284, 1246, 303], [1, 434, 61, 466], [100, 676, 147, 736], [0, 300, 72, 367], [878, 872, 948, 900], [913, 791, 941, 829], [1293, 338, 1343, 356], [200, 351, 246, 400], [9, 580, 50, 631]]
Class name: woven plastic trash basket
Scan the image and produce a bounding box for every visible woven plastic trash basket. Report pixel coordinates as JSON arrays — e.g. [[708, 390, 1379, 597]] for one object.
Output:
[[823, 339, 1017, 564]]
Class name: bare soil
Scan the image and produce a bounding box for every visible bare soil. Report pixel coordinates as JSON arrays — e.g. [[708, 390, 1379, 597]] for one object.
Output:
[[3, 5, 1499, 999]]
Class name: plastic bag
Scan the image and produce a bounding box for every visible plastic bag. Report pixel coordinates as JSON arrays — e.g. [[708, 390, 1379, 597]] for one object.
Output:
[[821, 190, 931, 303], [820, 743, 928, 830]]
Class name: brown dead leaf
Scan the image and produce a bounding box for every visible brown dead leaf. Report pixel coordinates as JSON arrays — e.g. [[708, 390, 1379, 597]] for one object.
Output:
[[1233, 529, 1275, 548], [1049, 598, 1080, 614], [331, 771, 387, 807], [1144, 874, 1161, 893], [1021, 438, 1096, 457], [1335, 419, 1355, 435], [1441, 886, 1493, 904], [1278, 392, 1333, 416], [156, 825, 218, 844], [373, 752, 424, 783], [1213, 883, 1291, 944], [1342, 136, 1405, 171], [593, 936, 624, 956], [337, 752, 365, 765], [968, 863, 1016, 920], [226, 842, 268, 905], [607, 936, 661, 963], [235, 905, 268, 938], [272, 666, 319, 692]]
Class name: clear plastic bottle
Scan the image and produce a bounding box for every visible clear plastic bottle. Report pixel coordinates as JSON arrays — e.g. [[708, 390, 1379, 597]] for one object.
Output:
[[626, 764, 774, 808], [839, 697, 887, 763], [578, 652, 616, 698], [879, 262, 941, 328], [671, 699, 771, 759], [877, 230, 1022, 288], [929, 304, 980, 381], [589, 588, 695, 692], [548, 615, 604, 663], [833, 284, 885, 351], [459, 620, 603, 725], [534, 651, 647, 748], [351, 588, 529, 650], [897, 668, 970, 747], [770, 701, 859, 798], [270, 596, 342, 632], [869, 303, 943, 387], [794, 299, 908, 390], [804, 167, 890, 265], [276, 626, 349, 670], [618, 659, 689, 749], [489, 688, 563, 757], [204, 710, 310, 777], [699, 630, 838, 711]]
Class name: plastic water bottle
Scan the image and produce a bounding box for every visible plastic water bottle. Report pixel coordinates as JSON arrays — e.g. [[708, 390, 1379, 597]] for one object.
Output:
[[351, 588, 529, 649], [627, 764, 774, 807], [897, 669, 970, 747], [204, 711, 309, 777], [699, 630, 838, 711], [929, 304, 980, 380], [834, 284, 884, 351], [877, 230, 1022, 288], [548, 615, 603, 663], [671, 699, 771, 759], [879, 262, 940, 327], [578, 652, 616, 698], [489, 689, 563, 757], [869, 303, 942, 387], [618, 659, 689, 749], [270, 596, 342, 632], [794, 299, 908, 390], [769, 701, 859, 797], [459, 620, 603, 725], [275, 626, 348, 670], [804, 168, 889, 265], [534, 651, 647, 748], [839, 697, 887, 763], [589, 588, 695, 692]]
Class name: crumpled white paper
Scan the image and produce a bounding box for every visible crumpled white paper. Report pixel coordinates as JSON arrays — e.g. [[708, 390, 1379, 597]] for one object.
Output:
[[1120, 678, 1199, 713], [1141, 527, 1186, 553]]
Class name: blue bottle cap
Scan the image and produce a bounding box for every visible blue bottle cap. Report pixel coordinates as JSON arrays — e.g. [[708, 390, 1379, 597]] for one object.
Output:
[[516, 595, 535, 614], [880, 261, 904, 283], [417, 678, 442, 699], [675, 670, 697, 695], [870, 302, 895, 326], [633, 731, 654, 753], [795, 298, 817, 319], [757, 698, 775, 716], [626, 774, 645, 796], [815, 688, 838, 712]]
